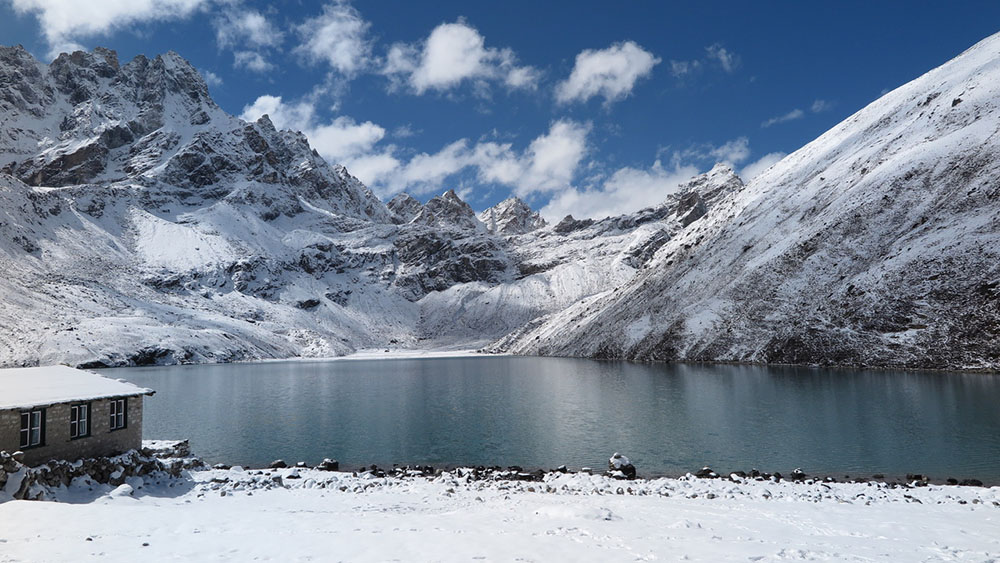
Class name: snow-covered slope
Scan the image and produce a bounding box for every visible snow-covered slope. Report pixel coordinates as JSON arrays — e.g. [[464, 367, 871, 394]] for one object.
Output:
[[496, 33, 1000, 370], [3, 34, 1000, 371], [0, 45, 691, 367], [417, 165, 743, 343]]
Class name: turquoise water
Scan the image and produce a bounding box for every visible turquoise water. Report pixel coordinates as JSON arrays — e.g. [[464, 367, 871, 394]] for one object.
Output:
[[106, 357, 1000, 481]]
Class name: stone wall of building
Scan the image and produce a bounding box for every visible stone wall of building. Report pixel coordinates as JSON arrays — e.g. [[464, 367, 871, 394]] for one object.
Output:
[[0, 448, 191, 501], [0, 396, 144, 466]]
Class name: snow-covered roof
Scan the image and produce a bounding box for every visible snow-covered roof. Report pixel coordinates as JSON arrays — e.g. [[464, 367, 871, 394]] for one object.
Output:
[[0, 365, 153, 410]]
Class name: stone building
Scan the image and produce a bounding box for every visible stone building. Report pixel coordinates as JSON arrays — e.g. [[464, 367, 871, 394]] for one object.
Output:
[[0, 365, 154, 466]]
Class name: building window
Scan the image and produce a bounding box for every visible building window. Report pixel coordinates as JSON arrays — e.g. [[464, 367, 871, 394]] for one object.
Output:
[[109, 398, 126, 431], [70, 403, 90, 439], [19, 409, 44, 448]]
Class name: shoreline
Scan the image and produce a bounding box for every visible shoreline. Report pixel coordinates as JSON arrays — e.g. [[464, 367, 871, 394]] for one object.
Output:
[[3, 453, 998, 562], [213, 461, 1000, 489], [83, 346, 1000, 374], [246, 345, 500, 364]]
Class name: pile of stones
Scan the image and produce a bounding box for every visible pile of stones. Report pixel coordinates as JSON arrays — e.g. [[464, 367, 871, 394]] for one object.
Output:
[[0, 442, 204, 501]]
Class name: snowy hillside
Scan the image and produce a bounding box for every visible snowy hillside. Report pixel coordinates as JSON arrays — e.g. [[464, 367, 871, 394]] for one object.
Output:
[[0, 45, 724, 367], [496, 33, 1000, 370], [2, 33, 1000, 371]]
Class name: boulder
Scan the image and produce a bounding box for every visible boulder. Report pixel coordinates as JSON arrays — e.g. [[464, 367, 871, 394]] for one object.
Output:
[[694, 466, 717, 478], [316, 458, 339, 471], [269, 459, 287, 469], [608, 453, 636, 480]]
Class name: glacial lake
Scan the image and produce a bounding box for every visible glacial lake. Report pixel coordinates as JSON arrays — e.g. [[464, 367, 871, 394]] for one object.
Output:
[[105, 356, 1000, 482]]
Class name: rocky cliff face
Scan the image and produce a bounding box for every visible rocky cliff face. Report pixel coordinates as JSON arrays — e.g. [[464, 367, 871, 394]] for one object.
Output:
[[494, 33, 1000, 371], [479, 197, 547, 235]]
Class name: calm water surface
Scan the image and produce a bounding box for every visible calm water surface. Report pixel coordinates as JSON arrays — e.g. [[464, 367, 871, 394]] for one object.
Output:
[[104, 357, 1000, 481]]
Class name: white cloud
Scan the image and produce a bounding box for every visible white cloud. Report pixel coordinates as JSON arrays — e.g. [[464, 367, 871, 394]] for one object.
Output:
[[307, 117, 387, 164], [201, 69, 223, 87], [11, 0, 210, 58], [234, 50, 273, 73], [295, 1, 372, 76], [811, 99, 833, 113], [365, 119, 588, 197], [414, 23, 487, 92], [741, 152, 786, 181], [668, 137, 751, 169], [705, 43, 739, 73], [504, 64, 541, 90], [540, 160, 699, 221], [517, 120, 590, 194], [555, 41, 660, 105], [709, 137, 750, 165], [346, 152, 402, 188], [213, 9, 283, 73], [396, 140, 469, 188], [669, 59, 700, 77], [382, 20, 539, 94], [391, 125, 418, 139], [761, 108, 804, 128], [214, 9, 283, 50], [241, 94, 311, 129]]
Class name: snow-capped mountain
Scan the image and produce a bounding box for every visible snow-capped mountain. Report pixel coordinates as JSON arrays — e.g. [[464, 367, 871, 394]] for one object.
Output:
[[479, 197, 547, 235], [0, 44, 714, 367], [2, 32, 999, 372], [495, 33, 1000, 371]]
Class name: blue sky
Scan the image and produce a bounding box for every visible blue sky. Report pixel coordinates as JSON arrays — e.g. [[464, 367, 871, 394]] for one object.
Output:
[[2, 1, 999, 219]]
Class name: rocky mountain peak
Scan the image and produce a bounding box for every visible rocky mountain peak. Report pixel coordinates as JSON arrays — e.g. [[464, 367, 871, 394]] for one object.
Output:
[[255, 114, 277, 133], [413, 189, 484, 231], [0, 45, 52, 118], [388, 192, 424, 223], [654, 163, 745, 227], [479, 197, 547, 235], [0, 44, 392, 223], [679, 163, 744, 205], [552, 214, 594, 234]]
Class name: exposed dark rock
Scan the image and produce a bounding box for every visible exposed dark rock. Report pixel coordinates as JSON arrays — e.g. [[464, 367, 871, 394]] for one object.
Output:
[[553, 215, 594, 234], [388, 192, 423, 223], [295, 299, 321, 310], [694, 466, 718, 478], [316, 458, 339, 471]]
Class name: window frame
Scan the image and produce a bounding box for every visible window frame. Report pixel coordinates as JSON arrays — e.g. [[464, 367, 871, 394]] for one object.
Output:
[[18, 408, 45, 449], [70, 402, 91, 439], [109, 398, 127, 431]]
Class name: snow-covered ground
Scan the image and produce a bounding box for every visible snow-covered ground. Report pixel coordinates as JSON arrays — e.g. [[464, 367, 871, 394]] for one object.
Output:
[[263, 346, 494, 362], [2, 465, 998, 562], [334, 347, 492, 361]]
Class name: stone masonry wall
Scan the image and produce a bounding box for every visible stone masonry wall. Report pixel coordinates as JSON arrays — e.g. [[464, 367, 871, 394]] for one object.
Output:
[[0, 396, 144, 466]]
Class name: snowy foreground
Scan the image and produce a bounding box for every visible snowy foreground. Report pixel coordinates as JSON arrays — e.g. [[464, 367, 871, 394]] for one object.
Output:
[[2, 465, 999, 562]]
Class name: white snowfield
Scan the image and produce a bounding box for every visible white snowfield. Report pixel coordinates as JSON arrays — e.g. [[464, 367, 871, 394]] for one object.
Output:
[[1, 467, 998, 562]]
